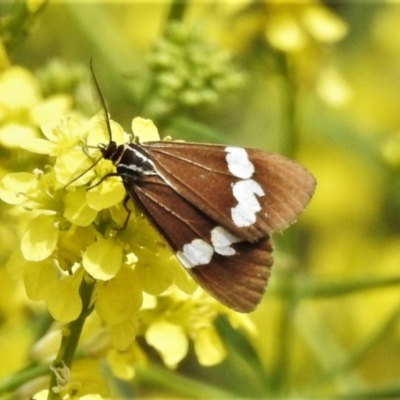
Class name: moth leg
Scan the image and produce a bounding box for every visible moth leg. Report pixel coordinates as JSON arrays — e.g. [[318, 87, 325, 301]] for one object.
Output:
[[87, 172, 121, 190], [122, 194, 133, 229]]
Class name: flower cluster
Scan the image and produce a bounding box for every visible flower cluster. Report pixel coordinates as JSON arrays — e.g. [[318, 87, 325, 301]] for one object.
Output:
[[0, 107, 255, 397], [216, 1, 350, 108]]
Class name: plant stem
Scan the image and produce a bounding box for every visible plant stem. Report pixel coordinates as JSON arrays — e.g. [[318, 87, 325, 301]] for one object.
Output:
[[164, 0, 189, 24], [47, 275, 95, 400], [270, 50, 302, 394], [0, 363, 49, 396]]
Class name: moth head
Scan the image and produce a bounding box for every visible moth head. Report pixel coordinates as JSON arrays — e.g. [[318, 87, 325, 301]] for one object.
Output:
[[98, 141, 118, 161]]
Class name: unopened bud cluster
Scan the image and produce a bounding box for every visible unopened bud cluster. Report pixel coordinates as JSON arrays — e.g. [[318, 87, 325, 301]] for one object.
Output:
[[146, 22, 244, 114]]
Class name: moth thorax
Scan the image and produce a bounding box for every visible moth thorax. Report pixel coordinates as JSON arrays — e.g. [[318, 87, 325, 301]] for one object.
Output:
[[116, 144, 157, 177]]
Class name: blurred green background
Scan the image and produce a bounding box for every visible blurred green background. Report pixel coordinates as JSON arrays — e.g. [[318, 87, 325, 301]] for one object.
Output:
[[2, 1, 400, 399]]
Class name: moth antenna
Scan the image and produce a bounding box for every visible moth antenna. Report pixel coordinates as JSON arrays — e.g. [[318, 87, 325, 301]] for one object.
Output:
[[82, 144, 99, 156], [64, 155, 104, 189], [64, 61, 116, 189], [90, 58, 113, 143]]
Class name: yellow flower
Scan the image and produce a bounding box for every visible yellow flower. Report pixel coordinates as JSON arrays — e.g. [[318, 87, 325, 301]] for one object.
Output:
[[264, 3, 347, 53], [1, 108, 258, 376], [0, 66, 71, 147], [141, 288, 256, 368], [95, 265, 142, 350], [106, 343, 147, 380], [0, 114, 166, 335], [21, 116, 89, 156]]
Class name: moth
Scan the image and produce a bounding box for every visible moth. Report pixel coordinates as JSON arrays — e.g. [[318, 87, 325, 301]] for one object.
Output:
[[90, 67, 316, 313]]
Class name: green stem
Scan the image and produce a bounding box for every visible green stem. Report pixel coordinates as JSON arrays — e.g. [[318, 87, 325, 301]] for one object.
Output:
[[269, 51, 302, 394], [164, 0, 189, 24], [277, 51, 298, 160], [47, 275, 95, 400], [270, 271, 297, 394], [0, 363, 49, 396]]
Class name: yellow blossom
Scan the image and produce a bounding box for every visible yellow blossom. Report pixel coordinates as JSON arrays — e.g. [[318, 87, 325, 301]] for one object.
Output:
[[85, 177, 125, 211], [146, 319, 188, 368], [109, 313, 139, 351], [82, 237, 123, 281], [63, 188, 98, 226], [0, 66, 71, 148], [21, 214, 58, 261], [0, 172, 42, 205], [22, 116, 89, 156], [0, 105, 257, 383], [262, 3, 348, 53], [95, 265, 142, 325], [23, 259, 57, 301], [141, 288, 255, 368], [193, 325, 226, 366], [106, 344, 147, 380], [46, 269, 84, 322]]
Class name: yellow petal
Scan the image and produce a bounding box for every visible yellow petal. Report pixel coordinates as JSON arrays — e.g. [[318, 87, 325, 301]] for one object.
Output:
[[57, 225, 96, 266], [136, 254, 175, 295], [265, 12, 306, 52], [32, 390, 49, 400], [54, 148, 95, 186], [86, 177, 125, 211], [302, 6, 348, 43], [0, 67, 39, 109], [0, 123, 38, 148], [6, 249, 30, 279], [21, 215, 58, 261], [193, 326, 226, 366], [145, 320, 188, 368], [316, 67, 352, 107], [96, 266, 142, 325], [106, 344, 147, 380], [87, 114, 126, 146], [0, 172, 38, 205], [23, 260, 57, 301], [46, 269, 83, 322], [19, 137, 56, 155], [170, 257, 198, 294], [82, 238, 123, 280], [131, 117, 160, 142], [64, 188, 98, 226], [106, 348, 136, 380], [109, 313, 139, 351], [31, 94, 71, 126]]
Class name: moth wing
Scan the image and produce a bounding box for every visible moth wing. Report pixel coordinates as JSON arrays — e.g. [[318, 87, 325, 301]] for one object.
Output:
[[126, 175, 272, 313], [142, 142, 316, 241]]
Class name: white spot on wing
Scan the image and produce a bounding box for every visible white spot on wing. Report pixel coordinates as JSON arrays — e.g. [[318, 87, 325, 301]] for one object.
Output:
[[211, 226, 240, 256], [177, 239, 214, 269], [225, 147, 254, 179], [231, 179, 265, 227]]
